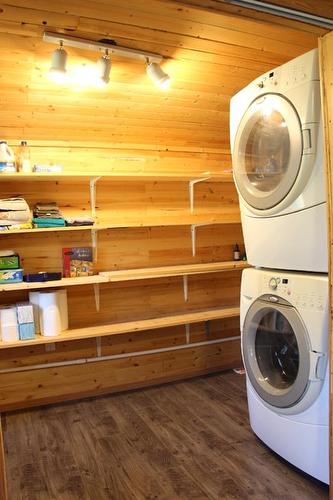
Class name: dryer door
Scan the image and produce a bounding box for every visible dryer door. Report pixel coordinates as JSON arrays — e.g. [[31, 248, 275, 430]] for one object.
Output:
[[233, 94, 302, 211], [242, 297, 311, 408]]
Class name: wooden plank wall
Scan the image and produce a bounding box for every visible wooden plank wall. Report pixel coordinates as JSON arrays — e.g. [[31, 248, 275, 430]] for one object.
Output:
[[319, 31, 333, 492], [0, 0, 324, 409]]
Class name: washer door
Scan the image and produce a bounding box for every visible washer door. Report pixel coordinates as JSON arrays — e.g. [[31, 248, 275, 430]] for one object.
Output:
[[233, 94, 302, 211], [242, 297, 311, 408]]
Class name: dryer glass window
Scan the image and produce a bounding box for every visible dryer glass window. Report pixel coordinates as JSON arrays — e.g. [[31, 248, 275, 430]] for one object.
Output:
[[233, 94, 302, 211], [255, 310, 299, 389], [243, 108, 290, 193]]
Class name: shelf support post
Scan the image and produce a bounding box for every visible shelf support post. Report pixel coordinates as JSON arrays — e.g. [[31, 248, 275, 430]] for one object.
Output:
[[191, 223, 210, 257], [189, 177, 210, 214], [185, 324, 190, 344], [183, 275, 188, 302], [93, 283, 100, 312], [91, 229, 98, 262], [89, 176, 101, 219]]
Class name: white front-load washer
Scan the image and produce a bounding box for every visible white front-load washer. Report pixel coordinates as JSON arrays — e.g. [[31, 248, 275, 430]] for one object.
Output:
[[230, 48, 328, 272], [241, 267, 329, 484]]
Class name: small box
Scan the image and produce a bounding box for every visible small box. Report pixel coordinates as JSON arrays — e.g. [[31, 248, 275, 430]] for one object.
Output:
[[62, 247, 93, 278], [0, 254, 20, 270], [0, 268, 23, 283], [18, 322, 35, 340], [16, 302, 34, 324]]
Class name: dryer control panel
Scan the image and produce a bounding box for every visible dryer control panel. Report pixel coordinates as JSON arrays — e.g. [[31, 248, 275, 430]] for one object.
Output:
[[261, 272, 326, 312]]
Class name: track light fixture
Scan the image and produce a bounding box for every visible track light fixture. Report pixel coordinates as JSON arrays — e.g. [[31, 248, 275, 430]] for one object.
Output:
[[146, 61, 170, 90], [95, 50, 112, 86], [48, 40, 68, 84], [43, 32, 171, 90]]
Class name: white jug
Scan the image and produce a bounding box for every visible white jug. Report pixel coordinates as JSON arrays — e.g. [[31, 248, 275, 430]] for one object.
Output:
[[0, 141, 16, 172]]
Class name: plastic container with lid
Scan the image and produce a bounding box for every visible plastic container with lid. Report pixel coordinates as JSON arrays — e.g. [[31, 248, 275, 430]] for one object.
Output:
[[0, 141, 16, 172]]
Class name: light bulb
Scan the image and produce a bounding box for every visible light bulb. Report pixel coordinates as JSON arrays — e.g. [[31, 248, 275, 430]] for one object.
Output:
[[96, 52, 112, 86], [146, 62, 170, 90], [48, 43, 68, 84]]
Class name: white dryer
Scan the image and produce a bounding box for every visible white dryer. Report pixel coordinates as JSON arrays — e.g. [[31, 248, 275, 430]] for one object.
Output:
[[241, 267, 329, 484], [230, 49, 328, 272]]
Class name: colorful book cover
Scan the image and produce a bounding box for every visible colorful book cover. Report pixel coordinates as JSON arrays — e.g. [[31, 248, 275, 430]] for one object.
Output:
[[62, 247, 93, 278]]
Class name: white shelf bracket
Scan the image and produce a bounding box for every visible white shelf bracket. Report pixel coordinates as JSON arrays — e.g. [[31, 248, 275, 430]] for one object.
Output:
[[96, 337, 102, 357], [185, 324, 190, 344], [191, 223, 209, 257], [93, 283, 100, 312], [189, 177, 210, 213], [91, 229, 98, 262], [183, 275, 189, 302], [89, 176, 101, 219]]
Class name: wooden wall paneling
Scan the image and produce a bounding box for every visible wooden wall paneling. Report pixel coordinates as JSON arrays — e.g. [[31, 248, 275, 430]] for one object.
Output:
[[0, 339, 98, 370], [170, 0, 329, 33], [0, 415, 7, 500], [0, 340, 241, 411], [0, 0, 324, 409], [319, 30, 333, 494]]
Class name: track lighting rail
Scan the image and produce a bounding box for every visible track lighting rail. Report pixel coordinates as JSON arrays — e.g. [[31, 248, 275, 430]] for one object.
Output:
[[43, 32, 163, 63]]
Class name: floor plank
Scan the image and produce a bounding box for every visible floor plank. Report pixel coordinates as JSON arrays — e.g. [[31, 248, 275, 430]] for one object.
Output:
[[2, 371, 329, 500]]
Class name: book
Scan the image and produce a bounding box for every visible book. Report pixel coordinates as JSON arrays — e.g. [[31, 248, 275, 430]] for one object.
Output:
[[62, 247, 93, 278]]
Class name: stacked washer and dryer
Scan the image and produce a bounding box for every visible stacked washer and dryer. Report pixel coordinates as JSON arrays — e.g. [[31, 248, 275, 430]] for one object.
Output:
[[230, 48, 329, 484]]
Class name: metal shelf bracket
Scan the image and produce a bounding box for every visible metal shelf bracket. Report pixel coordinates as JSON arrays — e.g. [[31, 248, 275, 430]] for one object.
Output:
[[93, 283, 100, 312], [189, 176, 210, 214]]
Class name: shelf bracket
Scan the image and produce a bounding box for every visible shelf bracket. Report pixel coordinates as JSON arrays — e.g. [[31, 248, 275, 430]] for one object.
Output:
[[89, 176, 101, 219], [189, 177, 210, 214], [183, 275, 188, 302], [91, 229, 98, 262], [185, 324, 190, 344], [96, 337, 102, 357], [204, 320, 211, 337], [190, 223, 209, 257], [93, 283, 100, 312]]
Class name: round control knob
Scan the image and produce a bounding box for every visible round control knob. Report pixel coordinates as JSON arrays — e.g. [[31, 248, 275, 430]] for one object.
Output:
[[269, 277, 278, 290], [257, 81, 264, 88]]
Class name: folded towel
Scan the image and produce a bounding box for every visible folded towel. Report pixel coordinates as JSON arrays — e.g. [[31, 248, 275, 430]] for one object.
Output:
[[32, 217, 65, 227], [0, 222, 33, 231], [0, 210, 31, 222], [65, 216, 94, 226], [0, 197, 30, 212]]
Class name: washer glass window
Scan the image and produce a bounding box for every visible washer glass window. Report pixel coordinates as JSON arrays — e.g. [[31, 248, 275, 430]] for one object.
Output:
[[255, 310, 299, 390], [242, 299, 310, 408]]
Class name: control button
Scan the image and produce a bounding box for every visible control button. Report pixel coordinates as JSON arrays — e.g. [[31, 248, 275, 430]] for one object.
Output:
[[269, 277, 278, 290], [257, 81, 264, 88]]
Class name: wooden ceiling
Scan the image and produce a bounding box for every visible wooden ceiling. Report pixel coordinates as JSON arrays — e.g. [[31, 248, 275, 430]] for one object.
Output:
[[0, 0, 326, 170]]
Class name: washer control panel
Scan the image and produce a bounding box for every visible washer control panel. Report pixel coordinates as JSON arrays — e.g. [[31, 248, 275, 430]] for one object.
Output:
[[261, 272, 326, 311]]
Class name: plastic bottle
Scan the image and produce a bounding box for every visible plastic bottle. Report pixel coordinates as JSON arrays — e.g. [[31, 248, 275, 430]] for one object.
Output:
[[17, 141, 32, 173], [233, 243, 240, 261], [0, 141, 16, 172]]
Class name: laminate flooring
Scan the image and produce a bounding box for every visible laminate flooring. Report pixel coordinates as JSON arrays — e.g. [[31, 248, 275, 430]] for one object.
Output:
[[3, 371, 329, 500]]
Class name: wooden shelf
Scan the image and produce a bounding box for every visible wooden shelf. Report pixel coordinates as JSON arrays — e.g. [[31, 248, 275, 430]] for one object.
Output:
[[0, 215, 241, 235], [0, 275, 109, 292], [0, 306, 240, 349], [0, 261, 248, 292], [0, 171, 233, 182], [101, 260, 248, 282]]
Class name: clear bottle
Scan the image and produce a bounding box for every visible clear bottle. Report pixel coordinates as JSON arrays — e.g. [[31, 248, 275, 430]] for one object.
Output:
[[233, 243, 240, 261], [18, 140, 32, 173]]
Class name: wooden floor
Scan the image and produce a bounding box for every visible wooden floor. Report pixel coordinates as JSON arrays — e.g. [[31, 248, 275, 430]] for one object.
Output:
[[2, 371, 329, 500]]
